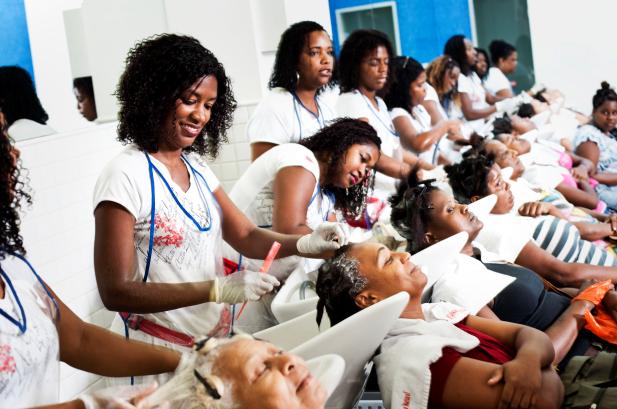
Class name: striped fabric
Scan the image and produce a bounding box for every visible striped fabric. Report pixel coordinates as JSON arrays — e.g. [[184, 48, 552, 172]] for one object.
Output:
[[532, 216, 617, 266]]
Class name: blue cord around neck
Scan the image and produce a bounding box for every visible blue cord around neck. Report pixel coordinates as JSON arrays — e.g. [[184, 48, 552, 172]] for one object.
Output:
[[292, 91, 324, 140]]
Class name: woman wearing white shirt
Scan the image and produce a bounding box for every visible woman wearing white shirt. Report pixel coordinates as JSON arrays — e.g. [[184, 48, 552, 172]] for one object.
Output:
[[227, 119, 380, 332], [249, 21, 337, 161], [384, 56, 463, 165], [442, 35, 524, 135], [93, 34, 347, 378], [485, 40, 518, 99], [336, 29, 431, 201]]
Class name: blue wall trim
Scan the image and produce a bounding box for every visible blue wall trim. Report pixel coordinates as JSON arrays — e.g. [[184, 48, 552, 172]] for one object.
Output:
[[329, 0, 472, 63]]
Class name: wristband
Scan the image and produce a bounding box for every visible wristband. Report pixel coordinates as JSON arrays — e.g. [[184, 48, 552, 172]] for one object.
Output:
[[572, 280, 613, 305], [209, 277, 220, 303]]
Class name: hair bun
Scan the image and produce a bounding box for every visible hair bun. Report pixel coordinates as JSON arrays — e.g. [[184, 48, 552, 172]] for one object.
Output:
[[601, 81, 611, 90]]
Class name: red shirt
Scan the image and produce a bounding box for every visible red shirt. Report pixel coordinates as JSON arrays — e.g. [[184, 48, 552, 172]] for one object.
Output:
[[428, 322, 515, 408]]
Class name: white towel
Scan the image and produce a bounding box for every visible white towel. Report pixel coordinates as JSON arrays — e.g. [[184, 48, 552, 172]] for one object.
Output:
[[375, 303, 479, 409]]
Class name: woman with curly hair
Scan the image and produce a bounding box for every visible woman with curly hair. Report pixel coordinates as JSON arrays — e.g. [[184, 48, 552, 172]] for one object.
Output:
[[315, 242, 563, 409], [0, 110, 186, 407], [336, 29, 432, 204], [249, 21, 337, 161], [0, 65, 55, 141], [93, 34, 348, 377], [226, 118, 380, 332]]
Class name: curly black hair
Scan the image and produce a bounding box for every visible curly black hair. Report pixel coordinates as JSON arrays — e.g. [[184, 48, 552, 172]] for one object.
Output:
[[592, 81, 617, 111], [492, 114, 513, 136], [268, 21, 335, 94], [444, 35, 472, 76], [445, 154, 494, 205], [300, 118, 381, 219], [315, 244, 367, 326], [0, 66, 49, 127], [517, 103, 535, 118], [115, 34, 236, 158], [389, 171, 440, 253], [338, 29, 394, 93], [382, 56, 424, 112], [0, 122, 32, 259]]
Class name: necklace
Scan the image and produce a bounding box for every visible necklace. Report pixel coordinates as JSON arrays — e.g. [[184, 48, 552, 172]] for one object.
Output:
[[359, 92, 398, 136], [0, 267, 27, 333]]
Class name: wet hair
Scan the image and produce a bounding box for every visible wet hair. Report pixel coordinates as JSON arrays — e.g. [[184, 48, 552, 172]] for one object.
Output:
[[268, 21, 334, 94], [0, 123, 32, 259], [389, 172, 440, 253], [382, 56, 424, 112], [116, 34, 236, 158], [338, 29, 394, 93], [0, 66, 49, 126], [488, 40, 516, 66], [300, 118, 381, 219], [474, 48, 490, 80], [445, 154, 495, 204], [444, 35, 471, 76], [315, 245, 367, 326], [592, 81, 617, 111], [492, 114, 513, 136], [425, 55, 459, 100], [517, 103, 535, 118]]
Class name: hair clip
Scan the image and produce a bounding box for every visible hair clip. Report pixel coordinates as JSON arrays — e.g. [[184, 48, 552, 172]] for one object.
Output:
[[194, 369, 223, 400], [402, 56, 410, 69], [194, 337, 218, 354]]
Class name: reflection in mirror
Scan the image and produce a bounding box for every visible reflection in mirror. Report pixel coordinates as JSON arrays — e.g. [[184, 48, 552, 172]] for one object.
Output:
[[0, 66, 56, 142], [73, 76, 98, 121]]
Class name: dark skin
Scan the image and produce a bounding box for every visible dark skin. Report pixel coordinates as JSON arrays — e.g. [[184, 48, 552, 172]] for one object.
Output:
[[418, 189, 600, 363], [348, 242, 563, 409], [576, 100, 617, 186], [251, 30, 334, 161], [271, 143, 379, 234], [95, 76, 332, 313], [459, 38, 498, 121]]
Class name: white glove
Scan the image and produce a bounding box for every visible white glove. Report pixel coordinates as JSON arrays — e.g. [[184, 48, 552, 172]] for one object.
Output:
[[297, 222, 350, 255], [495, 97, 520, 115], [79, 382, 166, 409], [210, 270, 280, 304]]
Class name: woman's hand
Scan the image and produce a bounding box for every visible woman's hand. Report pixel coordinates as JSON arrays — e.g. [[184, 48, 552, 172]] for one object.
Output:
[[605, 214, 617, 234], [518, 201, 557, 218], [571, 165, 590, 182], [488, 359, 542, 409], [602, 290, 617, 322], [210, 270, 280, 304], [296, 222, 350, 255]]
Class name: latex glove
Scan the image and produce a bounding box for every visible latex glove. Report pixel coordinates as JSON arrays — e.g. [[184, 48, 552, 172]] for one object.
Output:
[[495, 97, 520, 115], [210, 270, 280, 304], [297, 222, 349, 255], [79, 382, 166, 409]]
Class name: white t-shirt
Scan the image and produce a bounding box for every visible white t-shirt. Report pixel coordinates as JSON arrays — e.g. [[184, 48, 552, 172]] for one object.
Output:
[[457, 72, 488, 132], [93, 145, 228, 340], [336, 90, 401, 199], [424, 83, 448, 120], [8, 119, 55, 142], [0, 255, 59, 407], [228, 143, 332, 278], [247, 87, 337, 145], [390, 106, 439, 164], [484, 67, 512, 96]]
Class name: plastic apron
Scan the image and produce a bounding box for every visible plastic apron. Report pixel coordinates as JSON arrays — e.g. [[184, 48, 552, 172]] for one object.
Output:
[[108, 152, 228, 385]]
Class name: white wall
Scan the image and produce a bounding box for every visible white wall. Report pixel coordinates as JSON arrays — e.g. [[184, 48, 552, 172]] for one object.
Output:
[[528, 0, 617, 114]]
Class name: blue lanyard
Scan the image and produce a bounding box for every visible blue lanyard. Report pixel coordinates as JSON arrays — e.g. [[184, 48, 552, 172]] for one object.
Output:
[[0, 254, 59, 334], [307, 186, 334, 222], [292, 91, 324, 140], [360, 93, 399, 137]]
